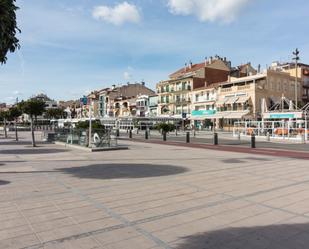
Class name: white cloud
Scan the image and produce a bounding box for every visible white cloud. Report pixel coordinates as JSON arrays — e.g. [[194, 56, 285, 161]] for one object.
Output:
[[93, 2, 141, 26], [13, 91, 23, 96], [124, 71, 132, 80], [167, 0, 251, 23]]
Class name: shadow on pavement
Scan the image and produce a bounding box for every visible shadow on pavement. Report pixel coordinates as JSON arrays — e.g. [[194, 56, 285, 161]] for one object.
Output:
[[222, 157, 272, 164], [0, 180, 10, 185], [173, 223, 309, 249], [0, 148, 69, 155], [0, 141, 45, 146], [59, 163, 188, 179]]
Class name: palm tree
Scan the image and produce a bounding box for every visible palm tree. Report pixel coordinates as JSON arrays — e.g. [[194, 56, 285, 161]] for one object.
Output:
[[19, 99, 45, 147], [8, 106, 22, 141], [0, 0, 20, 64]]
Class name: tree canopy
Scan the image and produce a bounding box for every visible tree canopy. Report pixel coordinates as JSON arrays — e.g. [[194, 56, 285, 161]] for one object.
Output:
[[18, 99, 46, 118], [8, 106, 22, 121], [0, 110, 10, 121], [0, 0, 20, 64], [45, 108, 65, 119]]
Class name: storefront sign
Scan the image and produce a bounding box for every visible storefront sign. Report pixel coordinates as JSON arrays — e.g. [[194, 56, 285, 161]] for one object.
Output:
[[191, 110, 216, 116], [263, 112, 303, 119], [269, 113, 295, 119]]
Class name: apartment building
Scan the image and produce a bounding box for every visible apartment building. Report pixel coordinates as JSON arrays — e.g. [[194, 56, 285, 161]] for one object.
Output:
[[156, 56, 231, 118], [273, 62, 309, 104], [188, 68, 302, 129], [215, 69, 301, 129], [98, 83, 155, 118]]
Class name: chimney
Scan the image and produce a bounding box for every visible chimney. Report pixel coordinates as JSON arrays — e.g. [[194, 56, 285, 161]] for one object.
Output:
[[189, 60, 192, 69], [205, 57, 207, 66], [258, 64, 261, 73], [184, 63, 187, 72], [209, 56, 213, 64], [112, 84, 116, 90], [141, 81, 145, 86]]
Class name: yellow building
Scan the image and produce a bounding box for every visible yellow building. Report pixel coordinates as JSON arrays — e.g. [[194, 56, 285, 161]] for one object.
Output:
[[273, 62, 309, 104], [214, 69, 301, 129]]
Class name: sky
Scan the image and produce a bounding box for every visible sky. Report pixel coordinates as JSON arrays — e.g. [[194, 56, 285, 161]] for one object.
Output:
[[1, 0, 309, 103]]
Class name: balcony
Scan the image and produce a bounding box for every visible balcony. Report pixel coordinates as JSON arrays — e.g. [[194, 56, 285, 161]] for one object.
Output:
[[175, 98, 191, 105], [221, 88, 232, 93], [237, 85, 251, 90]]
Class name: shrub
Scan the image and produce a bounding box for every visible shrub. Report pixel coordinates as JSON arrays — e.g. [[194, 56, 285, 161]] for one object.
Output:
[[155, 122, 176, 133], [75, 120, 104, 130]]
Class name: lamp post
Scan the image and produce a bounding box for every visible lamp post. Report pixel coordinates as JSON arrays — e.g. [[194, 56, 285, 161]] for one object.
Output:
[[293, 48, 300, 110], [88, 100, 92, 148]]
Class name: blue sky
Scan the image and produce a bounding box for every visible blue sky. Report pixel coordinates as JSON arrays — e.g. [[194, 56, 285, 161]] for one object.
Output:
[[1, 0, 309, 103]]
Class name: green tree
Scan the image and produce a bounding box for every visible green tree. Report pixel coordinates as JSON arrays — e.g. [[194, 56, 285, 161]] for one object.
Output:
[[75, 120, 104, 130], [18, 99, 45, 147], [0, 110, 10, 138], [155, 123, 176, 133], [8, 106, 22, 141], [0, 0, 21, 64], [45, 108, 65, 120]]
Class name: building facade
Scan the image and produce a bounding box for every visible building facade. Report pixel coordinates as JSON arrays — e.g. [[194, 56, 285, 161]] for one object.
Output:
[[157, 56, 232, 118], [98, 83, 155, 118], [190, 69, 302, 129]]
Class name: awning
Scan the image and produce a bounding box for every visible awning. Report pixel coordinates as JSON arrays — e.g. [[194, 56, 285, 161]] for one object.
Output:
[[236, 96, 250, 104], [208, 111, 250, 119], [210, 112, 225, 119], [216, 100, 226, 106], [225, 96, 239, 105], [226, 110, 250, 119]]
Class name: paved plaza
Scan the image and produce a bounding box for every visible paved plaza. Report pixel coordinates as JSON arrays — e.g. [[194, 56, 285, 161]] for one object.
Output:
[[1, 132, 309, 248]]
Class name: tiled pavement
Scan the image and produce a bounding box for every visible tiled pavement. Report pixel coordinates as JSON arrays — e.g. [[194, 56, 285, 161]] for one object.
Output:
[[1, 133, 309, 248]]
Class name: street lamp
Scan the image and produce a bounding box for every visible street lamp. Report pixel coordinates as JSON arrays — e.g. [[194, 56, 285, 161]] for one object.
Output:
[[88, 100, 92, 148], [293, 48, 300, 109]]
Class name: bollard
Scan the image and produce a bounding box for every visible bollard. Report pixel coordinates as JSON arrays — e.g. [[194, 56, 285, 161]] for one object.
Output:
[[186, 132, 190, 143], [238, 132, 241, 141], [129, 129, 132, 139], [136, 128, 139, 134], [175, 129, 178, 136], [163, 131, 167, 141], [302, 133, 306, 144], [213, 133, 218, 145], [145, 130, 149, 140], [251, 134, 256, 148], [193, 130, 196, 137], [266, 131, 270, 142], [116, 129, 120, 137]]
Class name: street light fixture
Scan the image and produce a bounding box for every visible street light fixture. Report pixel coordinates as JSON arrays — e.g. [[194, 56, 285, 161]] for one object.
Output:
[[293, 48, 300, 109]]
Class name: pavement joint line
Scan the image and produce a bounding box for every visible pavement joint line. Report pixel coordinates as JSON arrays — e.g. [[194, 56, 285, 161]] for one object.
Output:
[[121, 138, 309, 159], [22, 223, 130, 249], [1, 159, 278, 204], [49, 196, 107, 248], [179, 179, 309, 225], [130, 177, 309, 226], [43, 173, 172, 249]]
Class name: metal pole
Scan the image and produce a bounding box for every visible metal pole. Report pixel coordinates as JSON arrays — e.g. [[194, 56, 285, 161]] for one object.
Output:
[[305, 112, 308, 142], [163, 131, 167, 141], [293, 48, 300, 109], [251, 134, 256, 148], [88, 101, 92, 148], [186, 131, 190, 143], [145, 130, 148, 140], [129, 129, 132, 139]]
